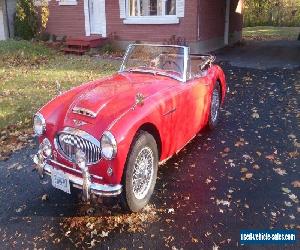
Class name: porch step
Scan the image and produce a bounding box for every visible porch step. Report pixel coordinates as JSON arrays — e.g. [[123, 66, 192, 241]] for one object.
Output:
[[63, 35, 107, 55]]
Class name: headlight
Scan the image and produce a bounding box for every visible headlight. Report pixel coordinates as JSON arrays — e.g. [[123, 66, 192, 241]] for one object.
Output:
[[33, 113, 46, 136], [101, 131, 117, 160]]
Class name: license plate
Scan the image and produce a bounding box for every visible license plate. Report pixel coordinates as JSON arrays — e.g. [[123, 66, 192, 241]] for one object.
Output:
[[51, 168, 71, 194]]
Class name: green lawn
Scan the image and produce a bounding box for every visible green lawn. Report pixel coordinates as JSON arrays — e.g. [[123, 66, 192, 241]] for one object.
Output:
[[243, 26, 300, 40], [0, 40, 120, 130]]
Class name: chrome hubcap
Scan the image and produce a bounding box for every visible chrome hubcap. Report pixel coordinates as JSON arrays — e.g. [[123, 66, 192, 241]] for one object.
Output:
[[211, 88, 220, 123], [132, 147, 154, 200]]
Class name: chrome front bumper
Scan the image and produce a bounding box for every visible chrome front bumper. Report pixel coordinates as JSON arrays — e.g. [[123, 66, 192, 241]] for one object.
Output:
[[33, 151, 122, 199]]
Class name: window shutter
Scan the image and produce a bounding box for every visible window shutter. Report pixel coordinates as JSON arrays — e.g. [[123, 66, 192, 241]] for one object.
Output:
[[119, 0, 126, 18], [176, 0, 185, 17]]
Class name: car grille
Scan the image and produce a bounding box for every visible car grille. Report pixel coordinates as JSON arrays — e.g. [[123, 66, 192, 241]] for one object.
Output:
[[57, 133, 101, 164]]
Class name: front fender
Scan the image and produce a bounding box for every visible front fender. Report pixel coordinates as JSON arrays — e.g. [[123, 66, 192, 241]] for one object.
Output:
[[108, 101, 162, 184]]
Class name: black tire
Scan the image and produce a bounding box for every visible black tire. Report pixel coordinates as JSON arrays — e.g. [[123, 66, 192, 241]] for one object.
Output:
[[120, 131, 158, 212], [207, 83, 221, 130]]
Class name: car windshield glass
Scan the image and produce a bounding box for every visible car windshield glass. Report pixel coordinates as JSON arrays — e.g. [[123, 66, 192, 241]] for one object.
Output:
[[120, 44, 186, 81]]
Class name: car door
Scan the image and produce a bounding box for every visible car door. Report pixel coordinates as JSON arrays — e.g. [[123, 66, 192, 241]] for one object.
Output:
[[170, 76, 212, 152]]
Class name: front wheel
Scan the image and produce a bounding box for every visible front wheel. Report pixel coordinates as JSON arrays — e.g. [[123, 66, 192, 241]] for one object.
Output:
[[207, 83, 221, 130], [121, 131, 158, 212]]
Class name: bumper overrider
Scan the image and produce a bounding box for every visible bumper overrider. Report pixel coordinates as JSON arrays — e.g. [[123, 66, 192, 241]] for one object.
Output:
[[33, 144, 122, 200]]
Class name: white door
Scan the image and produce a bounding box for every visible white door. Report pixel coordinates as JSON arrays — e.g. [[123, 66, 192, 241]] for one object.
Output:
[[0, 6, 6, 40], [89, 0, 106, 37]]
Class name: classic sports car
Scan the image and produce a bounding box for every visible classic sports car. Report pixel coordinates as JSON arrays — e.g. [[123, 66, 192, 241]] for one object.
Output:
[[33, 44, 226, 212]]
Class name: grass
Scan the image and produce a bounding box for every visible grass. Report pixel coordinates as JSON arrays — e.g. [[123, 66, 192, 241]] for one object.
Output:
[[0, 40, 120, 130], [243, 26, 300, 40]]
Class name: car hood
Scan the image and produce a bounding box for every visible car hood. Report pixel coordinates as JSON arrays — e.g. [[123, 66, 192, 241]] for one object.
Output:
[[61, 72, 177, 132]]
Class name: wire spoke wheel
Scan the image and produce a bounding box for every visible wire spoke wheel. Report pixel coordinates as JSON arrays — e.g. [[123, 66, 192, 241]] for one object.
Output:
[[211, 88, 220, 123], [132, 147, 154, 200]]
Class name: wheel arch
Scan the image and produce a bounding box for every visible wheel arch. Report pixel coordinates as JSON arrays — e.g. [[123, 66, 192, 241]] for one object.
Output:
[[136, 123, 162, 160]]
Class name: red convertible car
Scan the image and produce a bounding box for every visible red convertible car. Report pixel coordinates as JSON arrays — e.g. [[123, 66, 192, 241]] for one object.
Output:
[[33, 44, 226, 212]]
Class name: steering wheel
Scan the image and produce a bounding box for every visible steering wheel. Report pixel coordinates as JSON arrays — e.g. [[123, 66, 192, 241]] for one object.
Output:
[[162, 60, 182, 74]]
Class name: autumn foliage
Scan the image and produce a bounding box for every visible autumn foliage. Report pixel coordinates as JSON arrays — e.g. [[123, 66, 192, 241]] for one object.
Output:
[[14, 0, 49, 40], [244, 0, 300, 27]]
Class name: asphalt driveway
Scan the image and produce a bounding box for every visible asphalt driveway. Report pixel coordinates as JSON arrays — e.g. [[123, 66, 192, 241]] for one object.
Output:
[[0, 40, 299, 249], [216, 40, 300, 70]]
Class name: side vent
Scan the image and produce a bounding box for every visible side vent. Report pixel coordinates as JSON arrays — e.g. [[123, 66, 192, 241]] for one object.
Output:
[[72, 107, 97, 118]]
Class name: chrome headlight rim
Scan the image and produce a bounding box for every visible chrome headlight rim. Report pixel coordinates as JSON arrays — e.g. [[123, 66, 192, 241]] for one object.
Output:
[[100, 131, 117, 160], [33, 112, 46, 136]]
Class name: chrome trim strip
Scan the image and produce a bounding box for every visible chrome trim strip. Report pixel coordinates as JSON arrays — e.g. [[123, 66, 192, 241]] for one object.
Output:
[[44, 164, 122, 196], [182, 46, 189, 83], [163, 108, 176, 116], [49, 159, 103, 180]]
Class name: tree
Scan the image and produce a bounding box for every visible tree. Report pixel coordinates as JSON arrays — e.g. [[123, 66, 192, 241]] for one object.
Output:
[[243, 0, 300, 27]]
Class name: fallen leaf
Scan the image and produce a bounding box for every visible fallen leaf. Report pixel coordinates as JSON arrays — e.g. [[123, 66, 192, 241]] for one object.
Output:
[[288, 134, 296, 139], [240, 167, 248, 173], [284, 201, 293, 207], [223, 147, 230, 153], [42, 194, 48, 201], [273, 168, 287, 176], [205, 178, 212, 184], [253, 164, 260, 170], [192, 237, 199, 243], [266, 154, 275, 161], [291, 180, 300, 188], [245, 172, 253, 179], [288, 194, 298, 203], [168, 208, 175, 213], [289, 215, 295, 220], [15, 207, 23, 213], [65, 231, 71, 237], [282, 187, 291, 194], [100, 231, 109, 238], [216, 199, 230, 207]]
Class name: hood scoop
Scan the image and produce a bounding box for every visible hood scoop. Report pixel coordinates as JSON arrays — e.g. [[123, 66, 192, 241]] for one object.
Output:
[[72, 107, 97, 118]]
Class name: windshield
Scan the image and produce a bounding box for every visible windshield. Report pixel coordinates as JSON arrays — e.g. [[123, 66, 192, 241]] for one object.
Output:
[[120, 44, 187, 82]]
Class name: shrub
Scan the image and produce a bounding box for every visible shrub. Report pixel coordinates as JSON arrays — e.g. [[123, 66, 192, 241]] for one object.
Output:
[[37, 32, 50, 41], [14, 0, 38, 40], [99, 41, 123, 56]]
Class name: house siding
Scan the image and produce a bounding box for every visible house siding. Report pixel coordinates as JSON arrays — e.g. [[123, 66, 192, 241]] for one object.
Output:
[[46, 0, 86, 37], [106, 0, 198, 42], [198, 0, 226, 41], [45, 0, 243, 51], [230, 0, 243, 33]]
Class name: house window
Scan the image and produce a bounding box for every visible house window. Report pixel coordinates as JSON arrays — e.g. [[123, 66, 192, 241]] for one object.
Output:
[[128, 0, 176, 17], [122, 0, 183, 24]]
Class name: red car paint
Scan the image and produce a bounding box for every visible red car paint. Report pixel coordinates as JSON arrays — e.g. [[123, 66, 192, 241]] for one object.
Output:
[[38, 64, 226, 186]]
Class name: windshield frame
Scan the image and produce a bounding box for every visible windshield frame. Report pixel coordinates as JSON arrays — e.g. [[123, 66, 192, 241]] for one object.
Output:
[[119, 44, 189, 82]]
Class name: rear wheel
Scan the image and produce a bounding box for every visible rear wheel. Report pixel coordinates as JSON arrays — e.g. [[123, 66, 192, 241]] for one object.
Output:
[[121, 131, 158, 212], [208, 83, 221, 130]]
